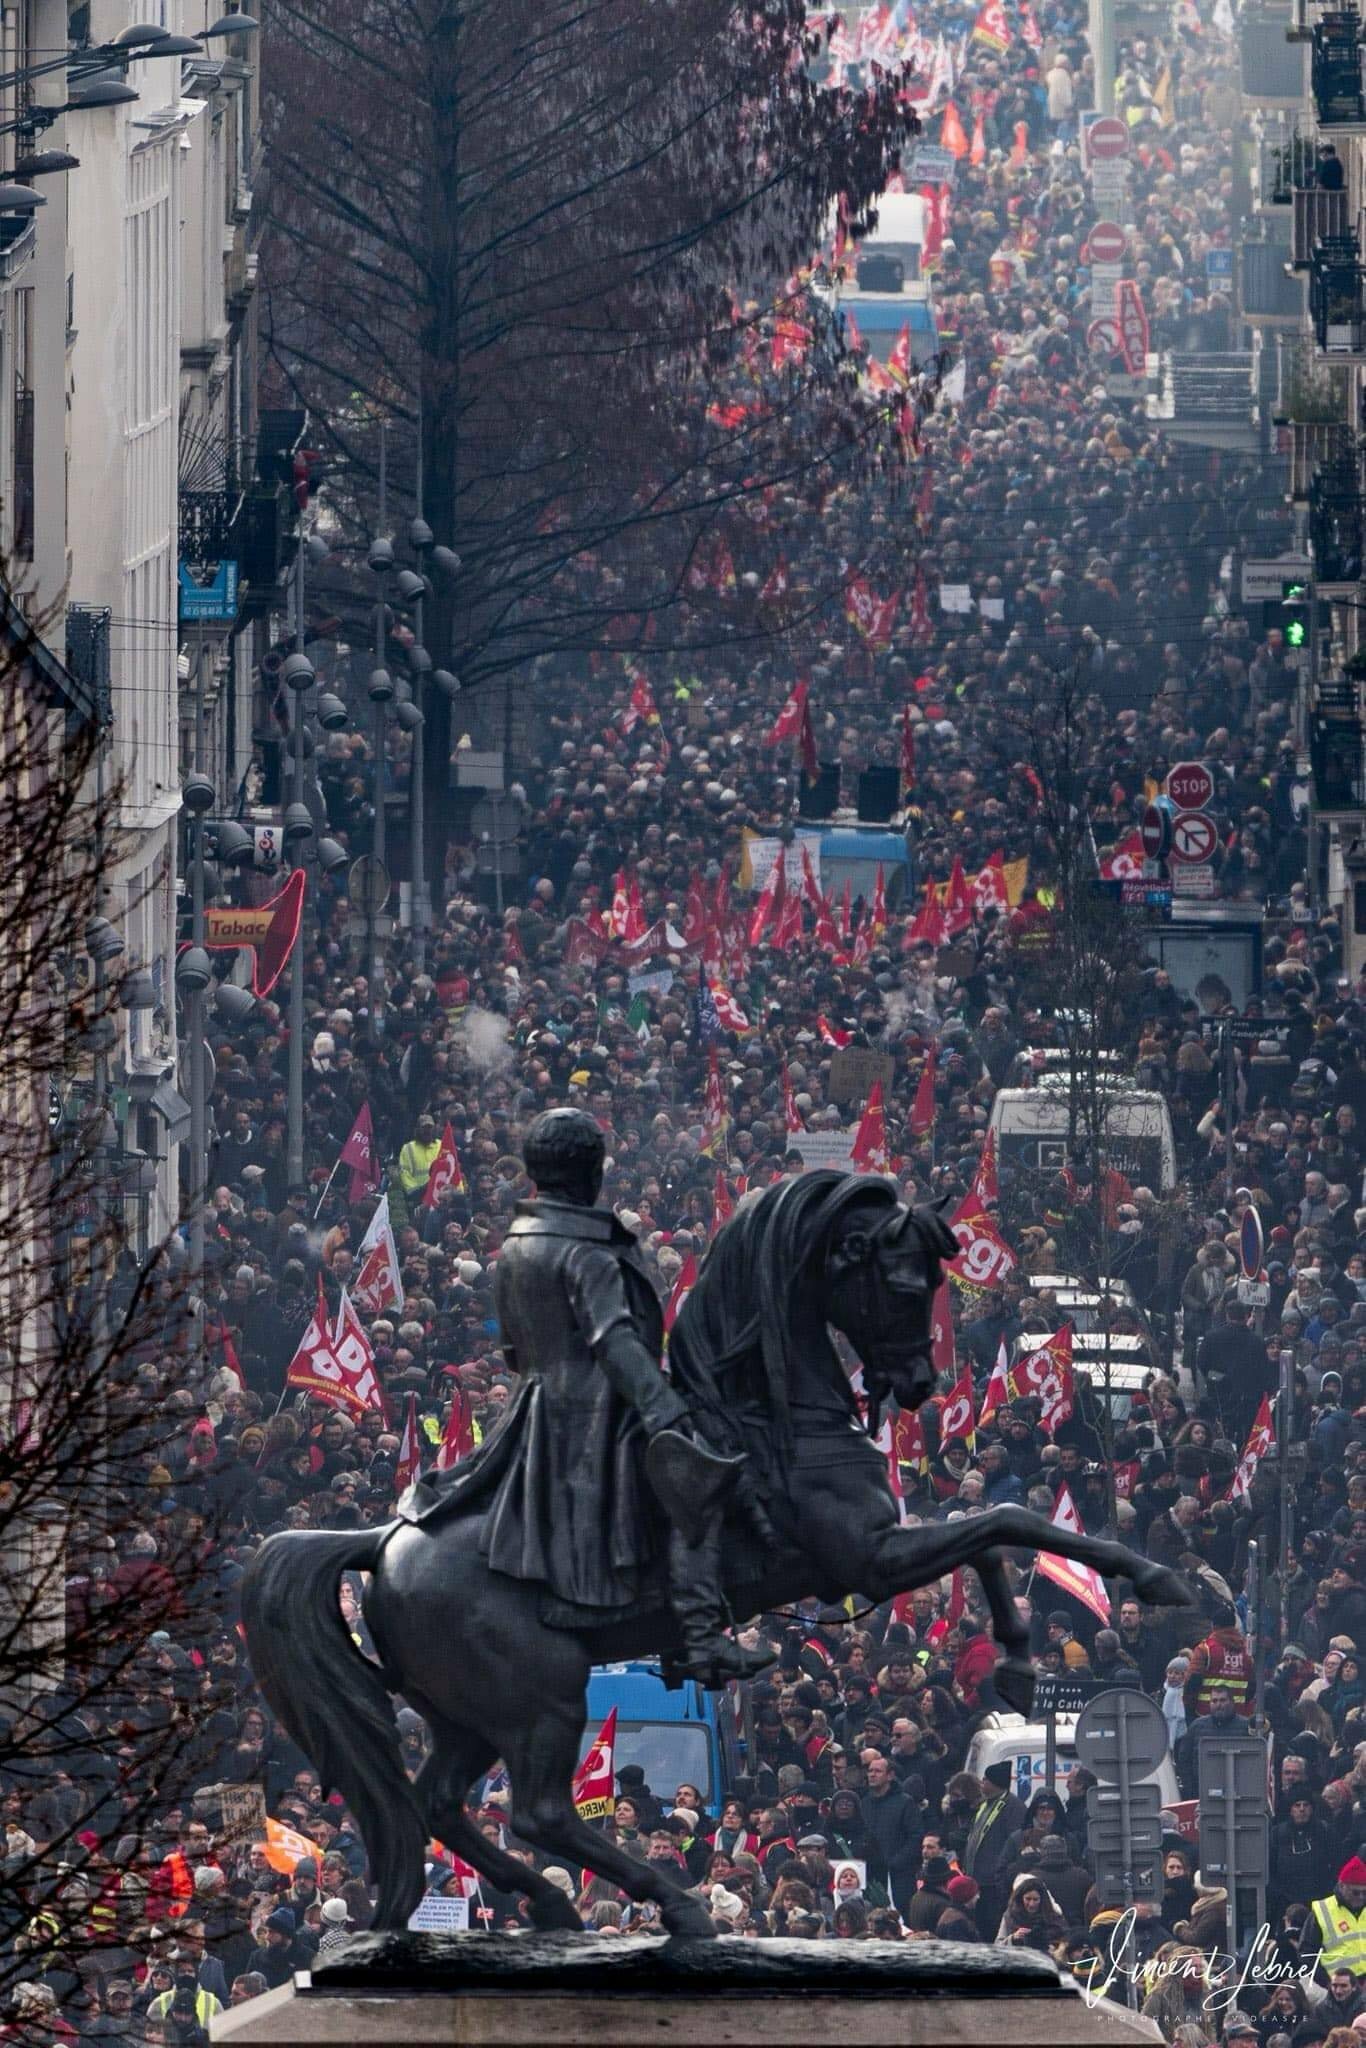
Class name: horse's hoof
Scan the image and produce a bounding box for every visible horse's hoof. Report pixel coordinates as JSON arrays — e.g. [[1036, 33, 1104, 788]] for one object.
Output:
[[531, 1894, 584, 1934], [662, 1896, 718, 1939], [1133, 1562, 1197, 1609], [994, 1658, 1036, 1717]]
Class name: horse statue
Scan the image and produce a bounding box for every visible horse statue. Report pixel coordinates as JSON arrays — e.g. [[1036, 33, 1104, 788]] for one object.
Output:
[[242, 1165, 1192, 1941]]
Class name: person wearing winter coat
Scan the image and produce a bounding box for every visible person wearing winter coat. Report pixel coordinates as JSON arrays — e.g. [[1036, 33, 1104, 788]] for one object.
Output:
[[996, 1872, 1069, 1952]]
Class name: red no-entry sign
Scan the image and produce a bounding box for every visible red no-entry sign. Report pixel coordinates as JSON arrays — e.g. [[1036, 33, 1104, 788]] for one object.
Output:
[[1088, 221, 1126, 263]]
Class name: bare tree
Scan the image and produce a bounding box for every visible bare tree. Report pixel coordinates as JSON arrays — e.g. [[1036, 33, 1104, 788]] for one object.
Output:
[[258, 0, 929, 870], [0, 610, 220, 2004]]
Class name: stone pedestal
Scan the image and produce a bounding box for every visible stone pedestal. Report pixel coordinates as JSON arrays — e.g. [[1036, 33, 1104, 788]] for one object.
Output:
[[211, 1932, 1163, 2048]]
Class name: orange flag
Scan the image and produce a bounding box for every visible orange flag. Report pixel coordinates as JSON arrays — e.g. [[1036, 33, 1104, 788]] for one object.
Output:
[[941, 101, 969, 158]]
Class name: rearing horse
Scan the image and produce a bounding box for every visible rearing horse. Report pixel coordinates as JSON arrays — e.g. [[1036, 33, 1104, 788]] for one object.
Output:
[[242, 1171, 1191, 1939]]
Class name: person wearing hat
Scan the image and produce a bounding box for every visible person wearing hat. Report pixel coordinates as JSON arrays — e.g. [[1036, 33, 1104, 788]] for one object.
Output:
[[963, 1764, 1029, 1939], [316, 1895, 353, 1960], [246, 1906, 310, 1989], [904, 1851, 956, 1931], [1224, 2013, 1264, 2047], [1300, 1856, 1366, 1979]]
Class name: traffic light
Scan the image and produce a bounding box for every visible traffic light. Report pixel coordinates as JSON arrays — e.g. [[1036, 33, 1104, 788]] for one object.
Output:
[[1282, 578, 1310, 649]]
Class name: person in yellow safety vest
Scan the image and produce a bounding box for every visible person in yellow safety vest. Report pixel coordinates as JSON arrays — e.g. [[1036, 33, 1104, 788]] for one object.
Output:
[[1300, 1856, 1366, 1978], [149, 1958, 223, 2029], [397, 1114, 441, 1198]]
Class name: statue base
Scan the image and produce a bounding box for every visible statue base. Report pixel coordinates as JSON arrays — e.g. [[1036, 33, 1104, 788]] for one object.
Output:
[[210, 1931, 1161, 2047]]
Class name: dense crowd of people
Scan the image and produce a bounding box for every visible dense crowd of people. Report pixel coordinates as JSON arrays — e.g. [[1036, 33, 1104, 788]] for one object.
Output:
[[11, 0, 1366, 2039]]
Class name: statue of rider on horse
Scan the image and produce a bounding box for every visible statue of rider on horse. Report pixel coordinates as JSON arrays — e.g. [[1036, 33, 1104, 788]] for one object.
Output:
[[243, 1109, 1194, 1940]]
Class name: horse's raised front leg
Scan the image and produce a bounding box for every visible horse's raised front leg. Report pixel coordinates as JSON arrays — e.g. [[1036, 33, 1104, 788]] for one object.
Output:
[[503, 1690, 716, 1940], [858, 1505, 1194, 1614]]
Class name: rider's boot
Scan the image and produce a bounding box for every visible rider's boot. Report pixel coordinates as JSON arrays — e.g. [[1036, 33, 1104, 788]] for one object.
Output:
[[660, 1526, 777, 1690]]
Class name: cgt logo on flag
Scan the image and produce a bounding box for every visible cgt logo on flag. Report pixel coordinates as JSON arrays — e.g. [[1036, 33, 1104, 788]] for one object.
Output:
[[572, 1708, 618, 1821]]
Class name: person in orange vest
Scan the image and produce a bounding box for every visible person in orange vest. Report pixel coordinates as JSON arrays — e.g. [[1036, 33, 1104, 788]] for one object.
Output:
[[1183, 1601, 1254, 1720]]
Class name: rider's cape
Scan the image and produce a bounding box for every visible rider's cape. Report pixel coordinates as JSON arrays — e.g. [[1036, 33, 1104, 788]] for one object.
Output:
[[398, 1200, 666, 1618]]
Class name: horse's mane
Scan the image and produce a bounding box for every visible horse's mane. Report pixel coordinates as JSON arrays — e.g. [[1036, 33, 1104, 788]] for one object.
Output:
[[669, 1171, 900, 1454]]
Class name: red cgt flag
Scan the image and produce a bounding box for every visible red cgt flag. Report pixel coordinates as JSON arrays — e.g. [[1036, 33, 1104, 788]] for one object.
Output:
[[339, 1102, 379, 1205], [851, 1080, 889, 1174], [436, 1384, 478, 1472], [909, 1046, 937, 1137], [573, 1709, 618, 1821], [422, 1123, 465, 1209]]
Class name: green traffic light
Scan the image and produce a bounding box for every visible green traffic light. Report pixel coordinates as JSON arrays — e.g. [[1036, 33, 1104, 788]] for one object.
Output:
[[1286, 619, 1307, 647]]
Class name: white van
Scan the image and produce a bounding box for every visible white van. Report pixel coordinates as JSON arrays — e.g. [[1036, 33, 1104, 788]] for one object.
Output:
[[964, 1710, 1181, 1811], [987, 1086, 1178, 1194]]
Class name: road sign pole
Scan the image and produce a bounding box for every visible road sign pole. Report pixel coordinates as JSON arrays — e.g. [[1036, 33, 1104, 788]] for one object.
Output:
[[1045, 1707, 1056, 1796], [1279, 1348, 1295, 1649], [1117, 1702, 1135, 2008], [1225, 1749, 1238, 1962]]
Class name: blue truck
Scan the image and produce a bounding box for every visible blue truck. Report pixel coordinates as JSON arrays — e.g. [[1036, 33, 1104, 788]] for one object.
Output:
[[582, 1661, 744, 1819]]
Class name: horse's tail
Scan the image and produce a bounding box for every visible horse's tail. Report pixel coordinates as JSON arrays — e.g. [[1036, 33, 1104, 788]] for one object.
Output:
[[241, 1525, 426, 1927]]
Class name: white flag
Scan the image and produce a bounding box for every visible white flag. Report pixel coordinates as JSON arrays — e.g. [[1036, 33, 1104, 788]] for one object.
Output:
[[353, 1194, 404, 1315]]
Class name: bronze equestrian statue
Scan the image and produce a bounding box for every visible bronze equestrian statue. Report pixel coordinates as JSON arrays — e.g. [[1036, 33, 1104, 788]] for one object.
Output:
[[242, 1108, 1193, 1940]]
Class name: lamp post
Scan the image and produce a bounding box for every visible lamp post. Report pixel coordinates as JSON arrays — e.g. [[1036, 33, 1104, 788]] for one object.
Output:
[[282, 526, 327, 1198], [367, 419, 392, 1038], [178, 770, 216, 1297]]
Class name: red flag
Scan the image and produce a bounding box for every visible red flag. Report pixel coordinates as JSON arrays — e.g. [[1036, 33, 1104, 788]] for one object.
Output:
[[353, 1194, 404, 1315], [905, 879, 947, 951], [909, 565, 933, 641], [972, 850, 1010, 918], [663, 1254, 698, 1333], [798, 844, 824, 916], [624, 875, 647, 944], [708, 979, 750, 1032], [1227, 1394, 1276, 1502], [851, 1080, 889, 1174], [422, 1122, 465, 1209], [980, 1338, 1011, 1425], [436, 1384, 478, 1472], [810, 897, 843, 950], [888, 323, 912, 384], [395, 1392, 421, 1493], [620, 670, 658, 737], [773, 885, 803, 953], [1010, 117, 1030, 165], [971, 0, 1012, 44], [909, 1047, 937, 1137], [1100, 829, 1146, 881], [713, 1170, 734, 1225], [573, 1709, 618, 1821], [609, 869, 630, 939], [919, 187, 948, 270], [700, 1046, 729, 1156], [761, 558, 790, 606], [818, 1014, 852, 1049], [870, 864, 888, 939], [765, 679, 810, 749], [1019, 0, 1042, 44], [943, 856, 974, 937], [970, 1128, 998, 1206], [946, 1566, 967, 1626], [783, 1063, 804, 1135], [939, 1362, 976, 1448], [1037, 1484, 1110, 1624], [969, 109, 986, 165], [202, 867, 307, 999], [893, 1404, 928, 1477], [1009, 1325, 1075, 1434], [947, 1197, 1018, 1293], [748, 852, 787, 949], [331, 1288, 385, 1416], [339, 1103, 379, 1205], [286, 1278, 381, 1418], [683, 871, 708, 947], [900, 703, 916, 791]]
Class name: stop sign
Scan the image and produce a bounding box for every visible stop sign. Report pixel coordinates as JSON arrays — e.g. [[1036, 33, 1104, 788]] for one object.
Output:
[[1087, 116, 1130, 162], [1088, 220, 1126, 263], [1167, 759, 1214, 810]]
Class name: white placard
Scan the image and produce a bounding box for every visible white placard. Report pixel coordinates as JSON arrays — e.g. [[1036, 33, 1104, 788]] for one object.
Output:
[[746, 834, 822, 893], [939, 584, 974, 614], [790, 1129, 858, 1172], [628, 967, 674, 997], [407, 1893, 471, 1933]]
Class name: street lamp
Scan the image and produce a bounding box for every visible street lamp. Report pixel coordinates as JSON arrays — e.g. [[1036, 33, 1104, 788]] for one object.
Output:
[[180, 769, 215, 1297]]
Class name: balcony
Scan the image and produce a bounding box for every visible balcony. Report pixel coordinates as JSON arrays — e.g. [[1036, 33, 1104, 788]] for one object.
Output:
[[1309, 456, 1366, 588], [1292, 184, 1349, 265], [1146, 351, 1259, 449], [1311, 235, 1366, 358], [0, 212, 35, 285], [1240, 235, 1305, 323], [178, 487, 242, 571], [1312, 697, 1366, 807], [1291, 419, 1353, 496], [1313, 10, 1366, 123], [1242, 6, 1309, 99], [1257, 128, 1317, 201]]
